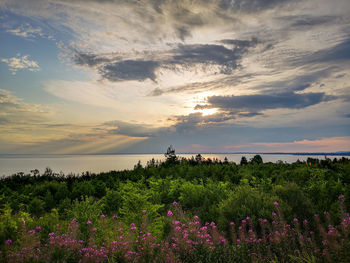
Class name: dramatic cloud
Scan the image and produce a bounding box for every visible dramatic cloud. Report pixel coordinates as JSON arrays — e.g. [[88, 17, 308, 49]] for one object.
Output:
[[71, 39, 259, 82], [1, 54, 40, 74], [99, 60, 159, 82], [198, 92, 335, 112], [0, 0, 349, 154]]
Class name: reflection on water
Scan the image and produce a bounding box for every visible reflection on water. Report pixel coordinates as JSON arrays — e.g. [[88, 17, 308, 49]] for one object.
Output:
[[0, 154, 346, 177]]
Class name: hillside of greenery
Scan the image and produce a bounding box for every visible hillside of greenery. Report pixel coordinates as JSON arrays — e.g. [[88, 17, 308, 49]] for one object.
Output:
[[0, 152, 350, 262]]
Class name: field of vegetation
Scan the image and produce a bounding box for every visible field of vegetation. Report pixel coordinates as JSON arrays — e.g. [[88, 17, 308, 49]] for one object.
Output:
[[0, 151, 349, 262]]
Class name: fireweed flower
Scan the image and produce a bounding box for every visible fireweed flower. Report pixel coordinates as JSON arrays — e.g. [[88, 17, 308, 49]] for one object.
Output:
[[272, 212, 277, 217], [5, 239, 12, 245], [92, 227, 97, 232], [87, 220, 92, 225], [274, 201, 279, 206], [100, 214, 105, 219], [167, 210, 173, 216], [293, 218, 299, 222], [172, 201, 178, 206], [338, 194, 345, 200], [35, 226, 41, 232]]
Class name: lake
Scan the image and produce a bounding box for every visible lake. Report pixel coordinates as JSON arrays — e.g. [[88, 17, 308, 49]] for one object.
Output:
[[0, 153, 346, 177]]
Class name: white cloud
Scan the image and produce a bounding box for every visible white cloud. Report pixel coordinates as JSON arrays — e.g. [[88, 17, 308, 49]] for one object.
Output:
[[1, 54, 40, 75], [6, 23, 44, 38]]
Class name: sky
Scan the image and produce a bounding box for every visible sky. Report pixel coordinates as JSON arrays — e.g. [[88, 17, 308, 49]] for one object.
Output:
[[0, 0, 349, 154]]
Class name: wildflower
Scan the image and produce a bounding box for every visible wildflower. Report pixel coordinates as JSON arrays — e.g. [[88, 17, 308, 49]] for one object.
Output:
[[142, 209, 146, 214], [303, 220, 308, 224], [92, 227, 97, 232], [338, 194, 344, 200], [131, 226, 137, 230], [324, 211, 329, 215], [35, 226, 41, 232], [230, 221, 235, 226], [112, 214, 117, 220], [28, 229, 35, 234], [172, 201, 178, 206], [274, 201, 279, 206], [48, 233, 54, 236], [193, 215, 199, 220], [272, 212, 277, 217], [5, 239, 12, 245], [293, 218, 299, 222], [87, 220, 92, 225], [167, 210, 173, 216], [173, 221, 180, 225], [100, 214, 105, 219]]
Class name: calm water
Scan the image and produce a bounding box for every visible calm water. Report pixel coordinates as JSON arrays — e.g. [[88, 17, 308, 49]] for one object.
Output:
[[0, 154, 346, 177]]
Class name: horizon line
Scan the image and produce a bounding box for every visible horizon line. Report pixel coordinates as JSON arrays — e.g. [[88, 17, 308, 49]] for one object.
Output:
[[0, 151, 349, 156]]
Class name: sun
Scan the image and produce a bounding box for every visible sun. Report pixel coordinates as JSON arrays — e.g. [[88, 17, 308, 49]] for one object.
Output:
[[197, 108, 218, 116]]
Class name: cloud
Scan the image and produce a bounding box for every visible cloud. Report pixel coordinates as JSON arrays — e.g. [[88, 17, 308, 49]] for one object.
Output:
[[218, 0, 294, 12], [305, 37, 350, 64], [200, 92, 336, 112], [99, 60, 160, 81], [177, 136, 350, 153], [0, 89, 50, 125], [71, 39, 258, 82], [104, 120, 164, 137], [1, 54, 40, 75], [5, 23, 44, 38], [286, 15, 338, 27], [246, 136, 350, 153], [1, 0, 350, 155]]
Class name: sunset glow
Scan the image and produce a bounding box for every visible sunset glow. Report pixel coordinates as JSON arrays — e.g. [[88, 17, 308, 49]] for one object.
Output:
[[0, 0, 349, 153]]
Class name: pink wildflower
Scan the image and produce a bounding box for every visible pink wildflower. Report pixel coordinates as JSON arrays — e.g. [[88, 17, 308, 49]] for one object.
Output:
[[167, 210, 173, 216]]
